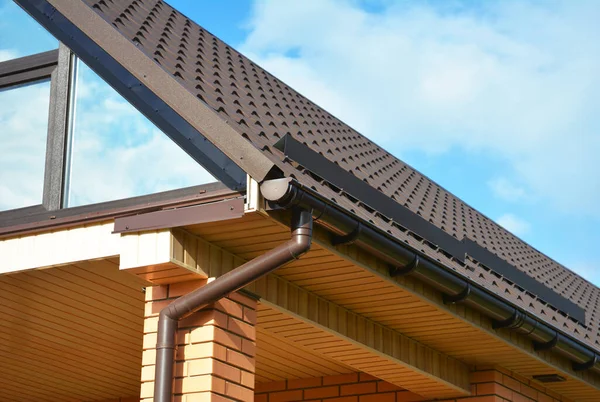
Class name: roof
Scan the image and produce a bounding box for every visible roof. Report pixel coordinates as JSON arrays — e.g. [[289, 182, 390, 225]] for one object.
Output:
[[24, 0, 600, 349]]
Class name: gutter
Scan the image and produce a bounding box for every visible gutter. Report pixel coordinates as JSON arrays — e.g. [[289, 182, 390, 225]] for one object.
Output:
[[153, 208, 313, 401], [261, 178, 600, 376]]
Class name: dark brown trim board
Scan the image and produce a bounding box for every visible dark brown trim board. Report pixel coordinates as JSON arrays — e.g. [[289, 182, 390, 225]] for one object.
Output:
[[0, 182, 239, 238], [0, 49, 58, 89]]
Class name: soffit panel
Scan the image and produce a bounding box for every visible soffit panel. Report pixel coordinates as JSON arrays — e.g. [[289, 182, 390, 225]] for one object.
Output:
[[185, 213, 600, 401], [0, 259, 144, 401]]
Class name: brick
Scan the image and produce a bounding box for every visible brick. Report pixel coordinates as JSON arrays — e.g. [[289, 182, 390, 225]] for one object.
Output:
[[456, 397, 502, 402], [177, 329, 191, 345], [341, 382, 377, 395], [177, 343, 218, 361], [270, 389, 303, 402], [143, 316, 159, 333], [255, 381, 287, 393], [169, 280, 206, 297], [538, 394, 554, 402], [142, 349, 156, 366], [225, 381, 254, 400], [287, 377, 322, 389], [140, 381, 154, 398], [512, 372, 530, 385], [503, 375, 521, 392], [185, 392, 231, 402], [226, 348, 255, 372], [377, 381, 402, 392], [471, 370, 503, 384], [477, 383, 512, 399], [359, 373, 378, 382], [520, 384, 538, 400], [146, 285, 168, 301], [241, 338, 256, 357], [143, 332, 158, 349], [255, 395, 268, 402], [141, 364, 155, 382], [328, 397, 358, 402], [323, 373, 359, 385], [240, 370, 255, 388], [360, 393, 394, 402], [304, 385, 340, 399], [228, 292, 256, 308], [214, 297, 244, 319], [228, 316, 256, 340], [145, 299, 172, 317], [187, 358, 242, 383], [396, 391, 426, 402], [175, 375, 225, 394], [243, 306, 257, 324], [212, 327, 243, 350], [179, 309, 228, 329], [513, 393, 534, 402]]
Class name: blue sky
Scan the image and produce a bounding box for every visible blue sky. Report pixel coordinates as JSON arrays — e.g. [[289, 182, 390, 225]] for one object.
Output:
[[1, 0, 599, 284]]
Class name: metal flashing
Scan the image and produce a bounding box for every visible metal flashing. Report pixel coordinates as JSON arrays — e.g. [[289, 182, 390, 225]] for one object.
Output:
[[113, 197, 244, 234], [275, 134, 586, 323]]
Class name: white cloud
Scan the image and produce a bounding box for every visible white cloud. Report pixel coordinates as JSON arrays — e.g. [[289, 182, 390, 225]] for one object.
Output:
[[496, 213, 531, 236], [488, 177, 528, 202], [241, 0, 600, 217], [0, 49, 17, 62], [0, 81, 51, 210]]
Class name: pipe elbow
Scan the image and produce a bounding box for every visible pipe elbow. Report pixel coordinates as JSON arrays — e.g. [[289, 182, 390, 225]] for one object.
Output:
[[160, 303, 180, 322], [289, 232, 312, 258]]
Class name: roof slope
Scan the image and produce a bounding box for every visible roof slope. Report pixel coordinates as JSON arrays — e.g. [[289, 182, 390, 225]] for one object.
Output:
[[83, 0, 599, 348]]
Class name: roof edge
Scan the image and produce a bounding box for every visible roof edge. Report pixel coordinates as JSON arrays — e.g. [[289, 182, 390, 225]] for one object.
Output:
[[17, 0, 277, 187]]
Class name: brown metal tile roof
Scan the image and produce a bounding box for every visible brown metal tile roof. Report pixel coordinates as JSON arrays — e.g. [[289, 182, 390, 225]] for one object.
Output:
[[82, 0, 600, 349]]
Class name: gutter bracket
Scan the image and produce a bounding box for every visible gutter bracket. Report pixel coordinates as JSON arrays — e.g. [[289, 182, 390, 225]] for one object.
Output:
[[389, 255, 420, 277], [331, 222, 362, 246], [443, 283, 472, 305], [573, 355, 598, 372], [493, 310, 525, 330], [534, 333, 560, 351]]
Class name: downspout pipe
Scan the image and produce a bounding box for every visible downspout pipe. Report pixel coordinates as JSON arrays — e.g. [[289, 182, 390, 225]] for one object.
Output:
[[261, 178, 600, 376], [153, 208, 313, 402]]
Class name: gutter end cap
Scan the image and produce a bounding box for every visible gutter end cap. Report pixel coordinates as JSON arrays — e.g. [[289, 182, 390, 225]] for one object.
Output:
[[261, 178, 294, 203]]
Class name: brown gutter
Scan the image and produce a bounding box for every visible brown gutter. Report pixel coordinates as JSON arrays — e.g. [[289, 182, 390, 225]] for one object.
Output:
[[153, 208, 313, 401]]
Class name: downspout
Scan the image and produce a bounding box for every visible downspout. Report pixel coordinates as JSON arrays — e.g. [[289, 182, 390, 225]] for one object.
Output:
[[153, 208, 313, 402], [261, 178, 600, 376]]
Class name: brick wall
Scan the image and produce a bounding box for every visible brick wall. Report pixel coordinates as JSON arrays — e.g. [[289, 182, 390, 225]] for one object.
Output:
[[254, 368, 572, 402], [141, 281, 257, 401], [254, 373, 424, 402]]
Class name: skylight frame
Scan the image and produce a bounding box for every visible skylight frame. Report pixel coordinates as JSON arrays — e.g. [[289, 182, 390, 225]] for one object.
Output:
[[0, 44, 72, 221]]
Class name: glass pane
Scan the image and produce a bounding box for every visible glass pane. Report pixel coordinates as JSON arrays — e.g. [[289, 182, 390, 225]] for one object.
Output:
[[0, 80, 50, 210], [0, 0, 58, 61], [67, 59, 217, 207]]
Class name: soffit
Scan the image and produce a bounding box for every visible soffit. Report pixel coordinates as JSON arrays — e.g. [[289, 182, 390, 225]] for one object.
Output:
[[185, 213, 600, 401], [0, 258, 144, 401]]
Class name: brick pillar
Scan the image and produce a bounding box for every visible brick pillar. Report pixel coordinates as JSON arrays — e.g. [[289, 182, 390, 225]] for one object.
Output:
[[141, 280, 257, 402]]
